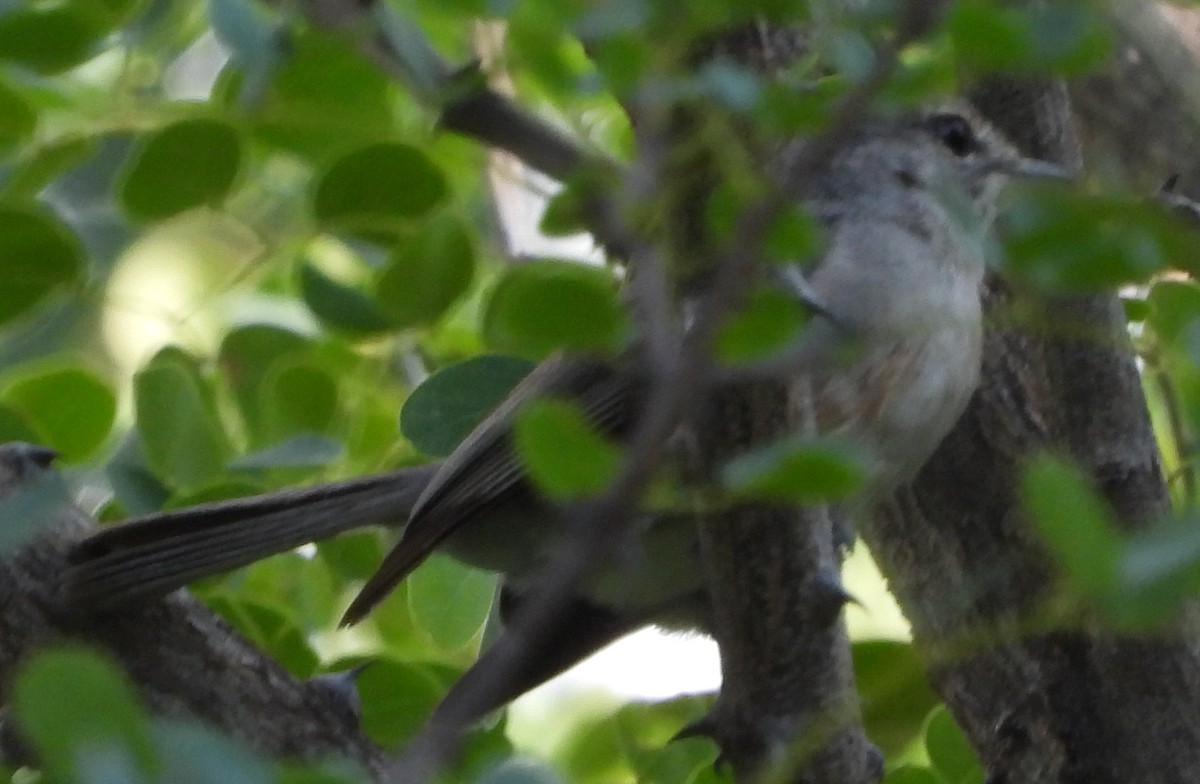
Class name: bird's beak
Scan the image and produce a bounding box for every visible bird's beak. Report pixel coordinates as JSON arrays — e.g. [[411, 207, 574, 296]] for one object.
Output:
[[980, 155, 1075, 181]]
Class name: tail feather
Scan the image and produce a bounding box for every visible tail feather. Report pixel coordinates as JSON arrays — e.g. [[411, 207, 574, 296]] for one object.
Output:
[[67, 465, 437, 608]]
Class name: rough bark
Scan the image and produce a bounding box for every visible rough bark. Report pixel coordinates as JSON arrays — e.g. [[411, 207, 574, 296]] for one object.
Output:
[[0, 506, 388, 779]]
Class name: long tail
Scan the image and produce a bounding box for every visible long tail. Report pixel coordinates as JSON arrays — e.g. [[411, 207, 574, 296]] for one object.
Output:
[[67, 464, 438, 608]]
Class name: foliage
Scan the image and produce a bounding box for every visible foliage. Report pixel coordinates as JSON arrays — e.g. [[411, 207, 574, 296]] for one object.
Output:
[[0, 0, 1197, 782]]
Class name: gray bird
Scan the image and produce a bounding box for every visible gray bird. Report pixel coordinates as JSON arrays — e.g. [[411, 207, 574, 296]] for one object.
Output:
[[67, 106, 1067, 715]]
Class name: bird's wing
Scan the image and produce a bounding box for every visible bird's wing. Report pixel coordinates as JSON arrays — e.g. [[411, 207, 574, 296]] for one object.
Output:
[[340, 354, 639, 625]]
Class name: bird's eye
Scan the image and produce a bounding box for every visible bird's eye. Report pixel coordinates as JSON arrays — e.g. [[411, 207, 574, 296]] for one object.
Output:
[[927, 113, 976, 157]]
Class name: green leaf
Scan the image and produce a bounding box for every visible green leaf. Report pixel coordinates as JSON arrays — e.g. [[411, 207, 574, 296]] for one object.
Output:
[[0, 135, 96, 200], [313, 143, 447, 236], [924, 706, 984, 784], [513, 398, 621, 500], [0, 3, 111, 74], [881, 766, 939, 784], [0, 204, 84, 325], [133, 349, 234, 491], [1111, 514, 1200, 626], [483, 260, 628, 359], [400, 355, 535, 457], [298, 263, 393, 336], [949, 2, 1110, 76], [12, 649, 156, 782], [0, 405, 38, 444], [763, 205, 822, 265], [262, 361, 339, 439], [254, 30, 393, 159], [206, 597, 319, 677], [2, 365, 115, 461], [722, 436, 864, 504], [375, 215, 475, 328], [357, 659, 449, 747], [615, 696, 717, 782], [1021, 455, 1121, 598], [231, 434, 343, 470], [1147, 280, 1200, 348], [318, 530, 387, 582], [853, 640, 940, 757], [715, 286, 811, 363], [408, 554, 497, 651], [119, 118, 243, 220], [1003, 188, 1185, 292], [0, 78, 37, 154], [219, 324, 313, 438]]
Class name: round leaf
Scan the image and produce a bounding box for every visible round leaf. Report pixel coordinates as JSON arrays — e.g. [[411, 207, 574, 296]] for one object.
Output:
[[0, 79, 37, 153], [513, 398, 621, 500], [400, 355, 535, 457], [924, 706, 985, 784], [357, 659, 448, 747], [483, 260, 628, 358], [119, 118, 243, 220], [12, 649, 155, 781], [298, 263, 393, 336], [2, 366, 115, 461], [375, 215, 475, 327], [313, 143, 447, 235], [0, 4, 110, 74], [408, 553, 497, 651], [0, 204, 84, 325], [133, 350, 233, 491]]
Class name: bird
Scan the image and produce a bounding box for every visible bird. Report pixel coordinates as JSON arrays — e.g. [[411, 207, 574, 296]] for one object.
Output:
[[67, 105, 1067, 716]]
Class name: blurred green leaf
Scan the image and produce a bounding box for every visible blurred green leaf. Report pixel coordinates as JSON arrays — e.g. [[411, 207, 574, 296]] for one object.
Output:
[[1111, 514, 1200, 626], [0, 135, 96, 199], [1, 365, 115, 461], [483, 260, 628, 358], [0, 203, 84, 325], [0, 78, 36, 154], [134, 349, 234, 491], [400, 354, 534, 457], [0, 405, 38, 444], [319, 530, 387, 582], [0, 3, 111, 73], [298, 263, 393, 336], [263, 361, 339, 439], [1148, 281, 1200, 348], [722, 436, 864, 504], [375, 215, 475, 328], [949, 1, 1110, 75], [1022, 455, 1121, 598], [853, 640, 940, 757], [231, 434, 343, 470], [12, 649, 156, 781], [715, 286, 811, 363], [219, 325, 314, 439], [615, 696, 717, 783], [313, 143, 447, 237], [924, 706, 984, 784], [514, 398, 621, 500], [207, 596, 320, 677], [408, 554, 497, 651], [254, 30, 393, 158], [119, 118, 243, 220], [357, 659, 449, 747], [1003, 188, 1188, 292], [882, 766, 939, 784]]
